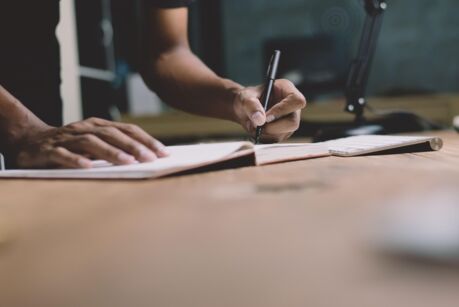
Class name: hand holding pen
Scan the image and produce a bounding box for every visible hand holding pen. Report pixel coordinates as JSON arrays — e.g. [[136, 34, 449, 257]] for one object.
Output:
[[255, 50, 282, 144], [231, 50, 307, 144]]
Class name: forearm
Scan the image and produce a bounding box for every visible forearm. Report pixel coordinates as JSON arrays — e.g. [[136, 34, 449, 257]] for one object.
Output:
[[0, 85, 48, 151], [142, 47, 243, 122], [140, 7, 306, 144]]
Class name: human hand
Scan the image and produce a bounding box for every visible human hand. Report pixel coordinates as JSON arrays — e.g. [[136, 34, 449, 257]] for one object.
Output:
[[232, 79, 307, 143], [12, 117, 169, 169]]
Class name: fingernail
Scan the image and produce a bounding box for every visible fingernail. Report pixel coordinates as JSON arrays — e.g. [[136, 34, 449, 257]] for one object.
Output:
[[266, 115, 276, 123], [138, 147, 157, 162], [117, 152, 136, 164], [251, 111, 266, 126], [156, 142, 170, 157]]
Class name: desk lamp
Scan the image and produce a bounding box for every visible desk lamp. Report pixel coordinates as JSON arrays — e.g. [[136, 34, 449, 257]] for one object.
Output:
[[314, 0, 441, 142]]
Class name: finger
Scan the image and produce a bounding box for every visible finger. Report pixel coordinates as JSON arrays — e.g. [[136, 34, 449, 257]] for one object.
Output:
[[265, 92, 306, 124], [263, 111, 301, 135], [48, 147, 92, 169], [65, 118, 169, 159], [80, 117, 169, 158], [61, 134, 138, 165], [243, 97, 266, 127], [238, 88, 266, 127], [110, 122, 169, 158], [94, 126, 158, 163]]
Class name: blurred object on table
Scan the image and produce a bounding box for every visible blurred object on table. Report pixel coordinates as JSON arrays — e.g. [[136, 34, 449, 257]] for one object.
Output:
[[372, 185, 459, 264]]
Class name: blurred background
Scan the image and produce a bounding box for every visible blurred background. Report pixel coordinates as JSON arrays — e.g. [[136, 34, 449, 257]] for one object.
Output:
[[58, 0, 459, 143]]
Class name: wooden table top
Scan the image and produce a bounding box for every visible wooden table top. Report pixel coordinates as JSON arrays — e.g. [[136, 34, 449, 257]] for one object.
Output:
[[1, 131, 459, 307]]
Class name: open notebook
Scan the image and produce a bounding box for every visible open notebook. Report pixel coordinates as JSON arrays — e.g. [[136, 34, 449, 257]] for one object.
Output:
[[0, 135, 442, 180]]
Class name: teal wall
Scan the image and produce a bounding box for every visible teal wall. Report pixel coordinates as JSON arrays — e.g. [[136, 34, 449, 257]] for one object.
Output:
[[220, 0, 459, 96]]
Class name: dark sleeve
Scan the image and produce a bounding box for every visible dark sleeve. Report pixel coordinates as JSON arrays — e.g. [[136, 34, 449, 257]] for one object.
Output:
[[147, 0, 194, 8]]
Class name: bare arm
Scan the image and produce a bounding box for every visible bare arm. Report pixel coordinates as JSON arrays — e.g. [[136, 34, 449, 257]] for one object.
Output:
[[141, 7, 307, 142], [140, 8, 241, 121], [0, 85, 49, 154]]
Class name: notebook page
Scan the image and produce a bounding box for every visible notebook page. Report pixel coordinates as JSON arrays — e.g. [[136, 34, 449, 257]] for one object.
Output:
[[324, 135, 442, 157], [0, 142, 254, 179]]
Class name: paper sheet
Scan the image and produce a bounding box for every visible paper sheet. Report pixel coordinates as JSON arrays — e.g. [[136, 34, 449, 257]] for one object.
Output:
[[0, 142, 253, 179]]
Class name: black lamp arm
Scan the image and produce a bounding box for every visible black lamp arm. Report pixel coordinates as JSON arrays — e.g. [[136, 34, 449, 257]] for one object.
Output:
[[344, 0, 387, 121]]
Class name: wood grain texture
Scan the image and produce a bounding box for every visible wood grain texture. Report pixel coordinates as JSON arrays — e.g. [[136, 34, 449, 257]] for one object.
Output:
[[0, 131, 458, 307]]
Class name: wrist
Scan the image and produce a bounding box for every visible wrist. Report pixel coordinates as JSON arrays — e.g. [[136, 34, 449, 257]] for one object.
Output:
[[6, 117, 51, 146], [0, 86, 51, 149]]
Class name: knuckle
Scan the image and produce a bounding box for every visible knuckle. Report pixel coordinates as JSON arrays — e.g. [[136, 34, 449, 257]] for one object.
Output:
[[128, 124, 149, 137], [124, 141, 141, 153], [99, 126, 119, 136], [53, 147, 67, 155], [278, 78, 294, 88], [66, 121, 91, 131], [53, 147, 77, 164], [107, 148, 120, 158], [240, 88, 259, 103], [66, 122, 79, 130], [86, 117, 104, 125], [278, 78, 290, 85], [244, 86, 259, 96], [236, 89, 247, 102], [80, 134, 98, 144], [125, 124, 143, 134]]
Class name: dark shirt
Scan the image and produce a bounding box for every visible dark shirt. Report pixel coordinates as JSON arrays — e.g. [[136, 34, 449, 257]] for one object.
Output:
[[0, 0, 193, 126]]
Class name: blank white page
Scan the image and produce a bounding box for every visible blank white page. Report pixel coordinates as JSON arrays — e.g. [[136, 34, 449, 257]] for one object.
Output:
[[0, 142, 254, 179], [325, 135, 443, 157]]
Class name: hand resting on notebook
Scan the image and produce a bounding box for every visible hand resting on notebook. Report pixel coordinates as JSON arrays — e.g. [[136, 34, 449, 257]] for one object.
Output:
[[8, 117, 169, 169], [17, 118, 171, 168], [0, 78, 171, 169]]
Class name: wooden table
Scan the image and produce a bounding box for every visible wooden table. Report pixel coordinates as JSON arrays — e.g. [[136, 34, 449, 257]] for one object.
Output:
[[1, 131, 459, 307]]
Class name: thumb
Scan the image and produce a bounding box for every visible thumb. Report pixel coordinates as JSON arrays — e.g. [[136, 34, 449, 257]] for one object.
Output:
[[243, 96, 266, 127]]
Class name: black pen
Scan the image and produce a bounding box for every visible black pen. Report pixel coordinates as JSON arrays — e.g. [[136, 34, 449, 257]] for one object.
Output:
[[255, 50, 281, 144]]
